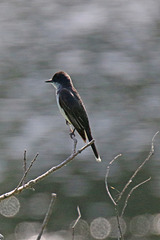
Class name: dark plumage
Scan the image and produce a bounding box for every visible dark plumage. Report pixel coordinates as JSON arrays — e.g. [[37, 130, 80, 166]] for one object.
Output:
[[46, 71, 101, 162]]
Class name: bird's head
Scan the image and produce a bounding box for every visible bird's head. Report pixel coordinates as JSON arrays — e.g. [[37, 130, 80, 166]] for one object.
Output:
[[45, 71, 73, 89]]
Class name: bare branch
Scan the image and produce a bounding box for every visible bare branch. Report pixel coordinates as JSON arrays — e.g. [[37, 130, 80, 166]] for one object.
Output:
[[0, 140, 94, 202], [72, 206, 81, 240], [23, 150, 27, 173], [121, 177, 151, 217], [105, 154, 122, 206], [16, 153, 39, 189], [37, 193, 57, 240], [70, 133, 78, 153], [22, 150, 27, 186], [115, 207, 124, 240], [105, 132, 158, 240], [117, 131, 159, 202], [72, 206, 81, 229]]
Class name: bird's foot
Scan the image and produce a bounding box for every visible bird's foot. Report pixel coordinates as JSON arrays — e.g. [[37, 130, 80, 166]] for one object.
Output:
[[69, 128, 76, 139]]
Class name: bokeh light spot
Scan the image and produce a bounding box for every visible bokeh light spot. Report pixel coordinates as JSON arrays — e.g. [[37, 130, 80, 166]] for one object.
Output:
[[0, 196, 20, 217], [15, 221, 41, 240], [70, 219, 89, 240], [27, 193, 50, 218], [151, 213, 160, 235], [109, 216, 126, 238], [90, 217, 111, 239], [0, 234, 4, 240], [130, 215, 150, 237]]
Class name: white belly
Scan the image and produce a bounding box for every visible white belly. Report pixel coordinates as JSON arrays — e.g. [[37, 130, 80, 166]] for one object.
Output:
[[56, 94, 71, 124]]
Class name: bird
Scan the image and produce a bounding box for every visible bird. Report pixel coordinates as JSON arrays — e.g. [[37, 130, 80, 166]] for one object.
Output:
[[45, 71, 101, 162]]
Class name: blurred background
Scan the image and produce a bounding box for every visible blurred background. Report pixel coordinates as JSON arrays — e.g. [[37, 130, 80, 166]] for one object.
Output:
[[0, 0, 160, 239]]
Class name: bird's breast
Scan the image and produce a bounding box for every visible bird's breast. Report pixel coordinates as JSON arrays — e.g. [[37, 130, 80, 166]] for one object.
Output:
[[56, 94, 71, 124]]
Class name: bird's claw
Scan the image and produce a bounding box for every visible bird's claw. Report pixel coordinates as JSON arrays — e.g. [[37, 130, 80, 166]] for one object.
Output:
[[69, 128, 76, 139]]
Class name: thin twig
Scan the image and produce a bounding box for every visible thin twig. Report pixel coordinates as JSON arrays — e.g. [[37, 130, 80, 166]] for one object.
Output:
[[71, 134, 78, 153], [72, 206, 81, 240], [105, 132, 158, 240], [105, 154, 122, 206], [115, 207, 124, 240], [22, 150, 27, 185], [121, 177, 151, 217], [72, 206, 81, 228], [117, 131, 159, 203], [37, 193, 57, 240], [16, 153, 39, 189], [23, 150, 27, 172], [0, 140, 94, 202]]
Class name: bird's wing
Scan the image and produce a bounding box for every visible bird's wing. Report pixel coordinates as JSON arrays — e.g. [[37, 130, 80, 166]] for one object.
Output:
[[58, 88, 89, 141]]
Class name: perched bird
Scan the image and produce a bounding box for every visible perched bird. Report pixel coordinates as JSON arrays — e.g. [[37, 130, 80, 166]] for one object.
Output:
[[45, 71, 101, 162]]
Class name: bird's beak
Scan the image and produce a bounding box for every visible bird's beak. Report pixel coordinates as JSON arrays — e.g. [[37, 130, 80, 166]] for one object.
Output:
[[45, 79, 52, 83]]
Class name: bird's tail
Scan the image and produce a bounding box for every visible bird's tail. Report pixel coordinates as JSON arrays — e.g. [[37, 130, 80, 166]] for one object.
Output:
[[85, 128, 101, 162]]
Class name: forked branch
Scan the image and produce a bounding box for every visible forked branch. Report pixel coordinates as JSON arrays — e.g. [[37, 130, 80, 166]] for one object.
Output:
[[105, 131, 159, 240], [0, 139, 94, 202]]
